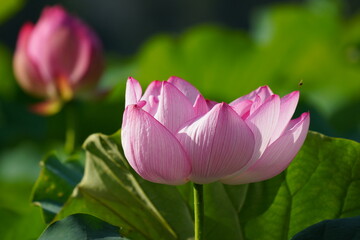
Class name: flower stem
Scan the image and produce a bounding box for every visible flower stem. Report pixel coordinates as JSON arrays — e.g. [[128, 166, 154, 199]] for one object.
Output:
[[193, 183, 204, 240], [65, 103, 76, 154]]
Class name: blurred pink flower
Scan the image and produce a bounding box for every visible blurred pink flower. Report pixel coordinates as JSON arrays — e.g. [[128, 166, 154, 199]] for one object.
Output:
[[121, 77, 310, 185], [13, 5, 104, 114]]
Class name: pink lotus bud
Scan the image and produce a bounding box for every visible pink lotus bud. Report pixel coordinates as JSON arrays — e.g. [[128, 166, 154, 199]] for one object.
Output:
[[121, 77, 310, 185], [13, 5, 104, 111]]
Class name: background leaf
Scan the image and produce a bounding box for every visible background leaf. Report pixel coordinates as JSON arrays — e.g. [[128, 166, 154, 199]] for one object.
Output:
[[31, 153, 84, 223]]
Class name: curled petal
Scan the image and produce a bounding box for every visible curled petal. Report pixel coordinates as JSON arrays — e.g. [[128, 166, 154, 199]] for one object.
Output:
[[177, 103, 255, 184], [270, 91, 300, 143], [230, 85, 274, 106], [121, 104, 191, 185], [144, 95, 159, 116], [167, 76, 200, 104], [231, 100, 252, 119], [249, 95, 262, 114], [154, 82, 195, 133], [193, 94, 209, 117], [245, 95, 280, 163], [141, 80, 162, 115], [125, 77, 142, 107], [206, 99, 217, 110], [256, 86, 274, 102], [222, 112, 310, 184]]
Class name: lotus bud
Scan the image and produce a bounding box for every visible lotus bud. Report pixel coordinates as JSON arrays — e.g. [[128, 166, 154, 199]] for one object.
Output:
[[13, 5, 104, 114]]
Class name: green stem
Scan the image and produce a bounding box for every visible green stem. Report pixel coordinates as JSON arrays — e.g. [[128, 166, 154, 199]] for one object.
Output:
[[64, 103, 76, 154], [193, 183, 204, 240]]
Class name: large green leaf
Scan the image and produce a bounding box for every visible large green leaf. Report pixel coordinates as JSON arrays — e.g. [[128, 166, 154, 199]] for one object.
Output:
[[241, 132, 360, 240], [56, 132, 193, 240], [38, 213, 127, 240]]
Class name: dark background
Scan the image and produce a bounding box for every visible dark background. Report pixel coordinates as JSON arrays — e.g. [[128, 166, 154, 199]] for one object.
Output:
[[3, 0, 360, 55]]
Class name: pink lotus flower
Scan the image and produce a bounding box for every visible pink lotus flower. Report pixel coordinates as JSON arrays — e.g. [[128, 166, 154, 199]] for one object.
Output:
[[13, 5, 103, 114], [121, 77, 310, 185]]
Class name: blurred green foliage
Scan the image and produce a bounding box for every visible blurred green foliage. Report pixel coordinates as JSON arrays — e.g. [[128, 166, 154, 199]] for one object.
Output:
[[132, 0, 359, 141], [0, 142, 46, 239], [0, 45, 17, 100], [0, 0, 24, 24], [0, 0, 360, 239]]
